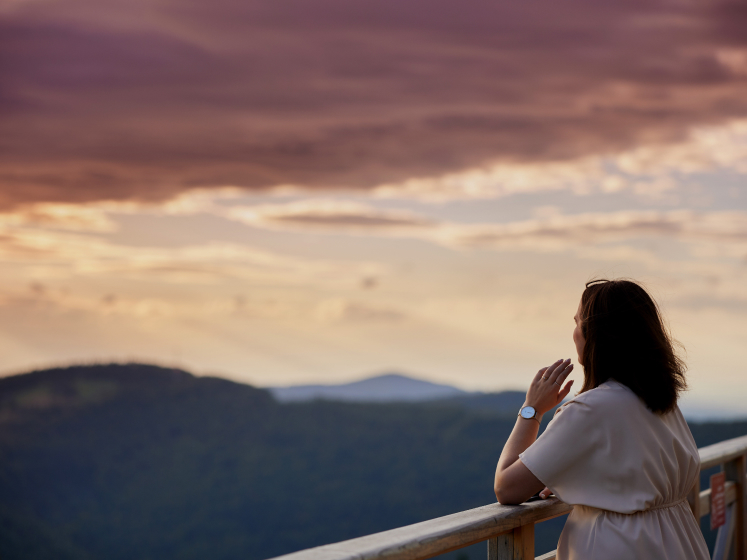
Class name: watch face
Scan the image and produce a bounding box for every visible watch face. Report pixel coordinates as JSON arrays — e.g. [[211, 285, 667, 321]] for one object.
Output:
[[520, 406, 536, 419]]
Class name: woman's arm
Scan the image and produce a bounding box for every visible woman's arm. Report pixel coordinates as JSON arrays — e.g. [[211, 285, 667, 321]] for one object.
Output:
[[493, 417, 544, 504], [493, 359, 574, 504]]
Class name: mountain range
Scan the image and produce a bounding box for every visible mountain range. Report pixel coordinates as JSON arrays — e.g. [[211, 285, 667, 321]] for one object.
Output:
[[1, 363, 744, 560], [268, 372, 470, 402]]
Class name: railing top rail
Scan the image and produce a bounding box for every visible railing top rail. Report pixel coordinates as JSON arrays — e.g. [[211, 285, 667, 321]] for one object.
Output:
[[270, 434, 747, 560], [269, 499, 572, 560], [699, 435, 747, 470]]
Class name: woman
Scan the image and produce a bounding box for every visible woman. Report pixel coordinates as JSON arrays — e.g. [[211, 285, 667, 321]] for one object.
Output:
[[493, 279, 709, 559]]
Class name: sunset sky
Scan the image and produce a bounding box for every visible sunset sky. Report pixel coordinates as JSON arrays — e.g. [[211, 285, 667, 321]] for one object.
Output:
[[2, 0, 747, 416]]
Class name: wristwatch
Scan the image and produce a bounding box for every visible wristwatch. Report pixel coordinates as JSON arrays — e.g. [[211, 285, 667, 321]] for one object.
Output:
[[518, 405, 540, 424]]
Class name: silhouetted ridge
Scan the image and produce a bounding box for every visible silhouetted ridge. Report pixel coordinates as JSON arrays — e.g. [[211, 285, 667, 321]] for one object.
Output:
[[0, 363, 192, 394], [0, 363, 274, 419]]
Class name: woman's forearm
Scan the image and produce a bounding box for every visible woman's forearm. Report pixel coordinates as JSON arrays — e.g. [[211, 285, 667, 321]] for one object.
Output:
[[496, 415, 541, 474], [493, 414, 544, 503]]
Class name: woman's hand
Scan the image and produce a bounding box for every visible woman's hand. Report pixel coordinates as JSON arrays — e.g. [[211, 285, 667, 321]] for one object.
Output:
[[524, 359, 574, 417]]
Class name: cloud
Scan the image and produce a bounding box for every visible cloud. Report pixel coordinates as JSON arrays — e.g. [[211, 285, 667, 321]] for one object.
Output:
[[374, 120, 747, 201], [227, 200, 435, 233], [2, 0, 747, 206], [440, 210, 747, 250], [315, 299, 406, 323], [0, 203, 118, 231], [0, 224, 383, 286], [6, 194, 747, 264], [219, 199, 747, 255]]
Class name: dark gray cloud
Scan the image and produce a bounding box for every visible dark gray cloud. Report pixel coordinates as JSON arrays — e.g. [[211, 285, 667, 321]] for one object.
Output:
[[2, 0, 747, 207]]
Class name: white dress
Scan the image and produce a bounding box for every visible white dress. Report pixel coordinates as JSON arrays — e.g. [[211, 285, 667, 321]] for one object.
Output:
[[519, 380, 710, 560]]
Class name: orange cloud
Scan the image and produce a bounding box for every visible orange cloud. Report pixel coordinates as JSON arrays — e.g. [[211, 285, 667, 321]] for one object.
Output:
[[218, 200, 747, 254], [439, 211, 747, 250]]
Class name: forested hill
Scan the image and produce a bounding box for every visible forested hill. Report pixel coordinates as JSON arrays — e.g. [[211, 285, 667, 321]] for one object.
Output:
[[1, 364, 745, 560]]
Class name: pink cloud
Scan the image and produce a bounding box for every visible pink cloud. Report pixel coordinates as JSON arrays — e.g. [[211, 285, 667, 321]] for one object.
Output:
[[1, 0, 747, 207]]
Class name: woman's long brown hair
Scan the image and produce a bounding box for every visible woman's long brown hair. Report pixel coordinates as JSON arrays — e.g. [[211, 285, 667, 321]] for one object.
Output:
[[578, 279, 687, 414]]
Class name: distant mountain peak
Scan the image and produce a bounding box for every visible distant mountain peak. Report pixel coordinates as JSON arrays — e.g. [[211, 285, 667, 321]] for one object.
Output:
[[268, 372, 468, 403], [364, 373, 414, 381]]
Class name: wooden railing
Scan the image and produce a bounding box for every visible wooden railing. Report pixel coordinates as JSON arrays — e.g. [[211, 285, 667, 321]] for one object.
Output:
[[269, 434, 747, 560]]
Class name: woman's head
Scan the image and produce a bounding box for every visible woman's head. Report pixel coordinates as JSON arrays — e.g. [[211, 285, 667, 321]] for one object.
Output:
[[575, 278, 686, 414]]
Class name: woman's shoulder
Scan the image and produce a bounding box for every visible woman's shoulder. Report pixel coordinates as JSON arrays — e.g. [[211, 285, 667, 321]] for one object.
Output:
[[557, 379, 640, 414]]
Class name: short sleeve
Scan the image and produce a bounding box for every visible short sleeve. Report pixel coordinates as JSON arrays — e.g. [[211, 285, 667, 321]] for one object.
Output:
[[519, 400, 600, 505]]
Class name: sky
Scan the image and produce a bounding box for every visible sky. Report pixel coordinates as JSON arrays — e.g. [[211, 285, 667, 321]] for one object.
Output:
[[2, 0, 747, 417]]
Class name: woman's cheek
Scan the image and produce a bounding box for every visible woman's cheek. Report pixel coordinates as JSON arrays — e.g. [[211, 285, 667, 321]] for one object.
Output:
[[573, 327, 585, 364]]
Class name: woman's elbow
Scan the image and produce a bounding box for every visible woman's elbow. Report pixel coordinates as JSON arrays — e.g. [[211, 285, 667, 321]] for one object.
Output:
[[494, 477, 522, 505], [494, 485, 506, 503], [494, 486, 521, 505]]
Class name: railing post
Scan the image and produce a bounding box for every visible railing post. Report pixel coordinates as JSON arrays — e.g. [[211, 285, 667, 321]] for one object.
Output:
[[515, 524, 534, 560], [487, 534, 504, 560], [487, 524, 534, 560], [724, 453, 746, 560]]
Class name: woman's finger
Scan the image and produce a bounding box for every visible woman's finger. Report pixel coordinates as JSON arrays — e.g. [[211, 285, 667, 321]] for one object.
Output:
[[559, 379, 574, 400], [548, 359, 572, 383], [554, 363, 573, 385], [543, 359, 563, 380], [533, 366, 549, 383], [539, 487, 552, 499]]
